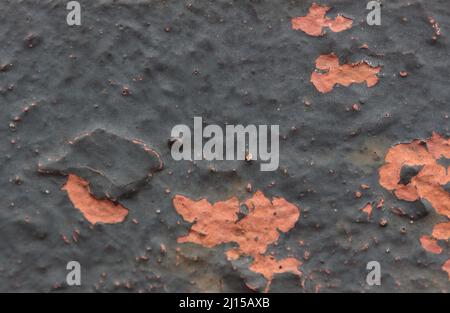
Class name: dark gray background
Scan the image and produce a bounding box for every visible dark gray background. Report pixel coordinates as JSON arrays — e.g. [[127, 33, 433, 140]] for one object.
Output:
[[0, 0, 449, 292]]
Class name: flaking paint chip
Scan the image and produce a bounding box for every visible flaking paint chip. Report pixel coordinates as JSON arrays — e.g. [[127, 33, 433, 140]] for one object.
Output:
[[291, 3, 353, 37], [311, 54, 381, 93], [62, 174, 128, 225], [379, 132, 450, 279], [173, 190, 302, 292]]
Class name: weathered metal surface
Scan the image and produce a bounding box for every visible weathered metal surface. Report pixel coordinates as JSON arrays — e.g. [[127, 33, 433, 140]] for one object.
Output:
[[0, 0, 449, 292]]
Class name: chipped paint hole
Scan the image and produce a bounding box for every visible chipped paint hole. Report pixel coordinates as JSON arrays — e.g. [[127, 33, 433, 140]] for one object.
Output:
[[237, 204, 250, 222], [443, 183, 450, 194], [398, 165, 423, 185], [436, 157, 450, 168]]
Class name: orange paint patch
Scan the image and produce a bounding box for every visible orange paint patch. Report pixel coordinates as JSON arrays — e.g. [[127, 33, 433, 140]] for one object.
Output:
[[431, 222, 450, 240], [311, 54, 381, 93], [419, 235, 442, 254], [379, 133, 450, 218], [379, 133, 450, 278], [173, 191, 302, 291], [62, 174, 128, 224], [291, 3, 353, 37]]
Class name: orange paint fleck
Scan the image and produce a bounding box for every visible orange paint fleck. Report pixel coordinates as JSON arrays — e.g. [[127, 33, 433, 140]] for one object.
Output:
[[62, 174, 128, 224], [310, 54, 381, 93], [173, 191, 302, 291], [291, 3, 353, 37], [376, 198, 384, 209], [361, 203, 373, 219], [419, 235, 442, 254]]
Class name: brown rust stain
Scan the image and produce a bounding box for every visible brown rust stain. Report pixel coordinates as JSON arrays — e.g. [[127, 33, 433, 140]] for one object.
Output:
[[311, 54, 381, 93], [173, 190, 302, 291], [62, 174, 128, 224], [379, 133, 450, 279], [291, 3, 353, 37]]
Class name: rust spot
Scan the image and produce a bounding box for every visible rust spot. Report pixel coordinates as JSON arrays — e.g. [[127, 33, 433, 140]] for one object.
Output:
[[428, 16, 441, 40], [310, 54, 381, 93], [62, 174, 128, 225], [173, 190, 302, 291], [291, 3, 353, 37], [379, 133, 450, 278]]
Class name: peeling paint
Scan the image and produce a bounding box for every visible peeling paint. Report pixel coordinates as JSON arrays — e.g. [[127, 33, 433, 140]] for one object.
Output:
[[62, 174, 129, 225], [420, 235, 442, 254], [291, 3, 353, 37], [311, 54, 381, 93], [379, 133, 450, 217], [379, 133, 450, 279], [432, 222, 450, 241], [173, 191, 302, 291], [40, 129, 163, 201], [2, 0, 450, 293]]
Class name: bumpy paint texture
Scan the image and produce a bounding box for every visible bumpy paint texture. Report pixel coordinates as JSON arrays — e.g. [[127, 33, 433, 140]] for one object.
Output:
[[1, 0, 449, 293]]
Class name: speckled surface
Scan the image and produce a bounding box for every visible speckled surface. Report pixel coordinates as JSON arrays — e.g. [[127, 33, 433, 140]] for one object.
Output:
[[0, 0, 449, 292]]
